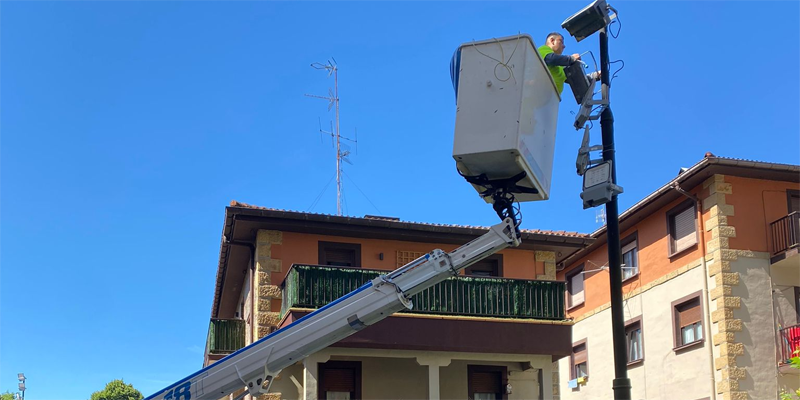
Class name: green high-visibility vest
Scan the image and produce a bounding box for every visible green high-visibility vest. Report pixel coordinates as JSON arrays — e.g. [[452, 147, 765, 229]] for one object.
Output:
[[538, 45, 565, 95]]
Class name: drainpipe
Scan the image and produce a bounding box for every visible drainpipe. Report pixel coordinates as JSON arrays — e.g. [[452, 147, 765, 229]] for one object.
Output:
[[673, 183, 717, 400]]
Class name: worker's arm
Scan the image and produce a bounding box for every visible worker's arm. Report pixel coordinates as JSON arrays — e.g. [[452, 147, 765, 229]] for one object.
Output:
[[543, 53, 577, 67]]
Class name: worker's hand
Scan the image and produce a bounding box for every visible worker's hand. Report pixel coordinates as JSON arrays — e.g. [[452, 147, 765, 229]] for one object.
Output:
[[571, 53, 581, 61]]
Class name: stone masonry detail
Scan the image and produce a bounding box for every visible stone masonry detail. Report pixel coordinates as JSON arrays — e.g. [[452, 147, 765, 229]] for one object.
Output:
[[703, 175, 746, 400], [255, 230, 283, 341], [536, 251, 557, 280]]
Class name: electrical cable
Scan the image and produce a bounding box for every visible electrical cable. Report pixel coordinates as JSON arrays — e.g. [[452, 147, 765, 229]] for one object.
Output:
[[609, 12, 622, 39], [308, 173, 336, 212], [343, 170, 382, 215], [471, 34, 521, 84], [609, 59, 625, 86]]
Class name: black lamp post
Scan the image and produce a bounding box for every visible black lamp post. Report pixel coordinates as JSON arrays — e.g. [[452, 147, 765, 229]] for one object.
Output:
[[562, 2, 632, 400]]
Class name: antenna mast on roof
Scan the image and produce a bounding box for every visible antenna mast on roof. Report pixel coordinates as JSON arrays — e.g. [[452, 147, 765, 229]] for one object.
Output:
[[306, 59, 358, 216]]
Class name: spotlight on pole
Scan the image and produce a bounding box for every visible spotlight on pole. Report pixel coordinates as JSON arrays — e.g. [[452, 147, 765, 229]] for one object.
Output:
[[561, 0, 612, 42]]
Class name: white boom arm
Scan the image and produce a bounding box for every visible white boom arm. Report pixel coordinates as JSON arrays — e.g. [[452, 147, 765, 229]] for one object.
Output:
[[145, 218, 520, 400]]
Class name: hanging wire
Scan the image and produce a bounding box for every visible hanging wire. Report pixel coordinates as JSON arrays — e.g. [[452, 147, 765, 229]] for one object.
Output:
[[307, 173, 336, 212], [343, 170, 382, 214], [609, 12, 622, 39], [609, 59, 625, 85], [470, 34, 521, 84]]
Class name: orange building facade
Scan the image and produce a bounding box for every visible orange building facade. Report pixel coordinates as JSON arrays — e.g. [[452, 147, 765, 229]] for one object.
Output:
[[557, 156, 800, 400], [205, 203, 593, 400]]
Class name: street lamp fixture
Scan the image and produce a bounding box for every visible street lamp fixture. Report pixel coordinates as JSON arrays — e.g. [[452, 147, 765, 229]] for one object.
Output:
[[563, 1, 631, 399], [561, 0, 612, 42], [17, 373, 26, 400]]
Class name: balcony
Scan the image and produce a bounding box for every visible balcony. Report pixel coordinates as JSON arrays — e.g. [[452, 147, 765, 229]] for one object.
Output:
[[779, 324, 800, 373], [278, 264, 571, 356], [207, 318, 245, 354], [770, 212, 799, 264], [281, 264, 566, 320]]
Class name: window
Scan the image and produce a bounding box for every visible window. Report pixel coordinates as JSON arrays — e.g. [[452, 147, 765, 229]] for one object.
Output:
[[397, 251, 426, 267], [465, 255, 503, 277], [625, 317, 643, 364], [570, 340, 588, 380], [318, 361, 361, 400], [621, 233, 639, 281], [667, 200, 698, 256], [566, 265, 585, 309], [319, 242, 361, 267], [789, 190, 800, 213], [468, 365, 506, 400], [672, 291, 704, 350]]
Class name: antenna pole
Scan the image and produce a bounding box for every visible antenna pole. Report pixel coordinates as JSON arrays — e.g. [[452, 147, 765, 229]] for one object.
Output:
[[307, 60, 358, 217], [334, 65, 342, 216]]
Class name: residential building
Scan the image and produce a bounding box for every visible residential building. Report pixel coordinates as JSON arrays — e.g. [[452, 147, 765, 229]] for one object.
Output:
[[204, 202, 594, 400], [556, 155, 800, 400]]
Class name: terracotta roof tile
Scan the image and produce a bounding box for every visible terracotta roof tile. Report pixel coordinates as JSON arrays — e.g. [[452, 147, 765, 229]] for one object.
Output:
[[228, 200, 590, 238]]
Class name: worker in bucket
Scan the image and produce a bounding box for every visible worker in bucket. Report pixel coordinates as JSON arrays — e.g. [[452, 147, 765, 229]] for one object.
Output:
[[538, 32, 599, 97]]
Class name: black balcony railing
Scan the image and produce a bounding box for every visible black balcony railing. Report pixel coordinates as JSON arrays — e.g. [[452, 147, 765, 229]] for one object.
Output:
[[770, 212, 800, 256], [207, 318, 245, 354], [281, 264, 566, 321], [779, 323, 800, 364]]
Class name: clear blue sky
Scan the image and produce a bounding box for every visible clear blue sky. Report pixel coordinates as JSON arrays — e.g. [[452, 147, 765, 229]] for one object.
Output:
[[1, 2, 798, 399]]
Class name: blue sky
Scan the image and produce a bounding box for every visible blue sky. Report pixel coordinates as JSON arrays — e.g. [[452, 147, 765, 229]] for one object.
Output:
[[1, 1, 798, 399]]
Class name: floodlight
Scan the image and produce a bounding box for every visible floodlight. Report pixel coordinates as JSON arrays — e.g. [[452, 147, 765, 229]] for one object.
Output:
[[564, 61, 593, 105], [562, 0, 612, 42], [580, 161, 623, 209]]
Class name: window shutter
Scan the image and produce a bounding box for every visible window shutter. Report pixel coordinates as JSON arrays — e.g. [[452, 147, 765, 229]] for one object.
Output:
[[677, 298, 701, 327], [325, 249, 355, 266], [322, 368, 355, 393], [570, 273, 584, 305], [790, 194, 800, 213], [573, 344, 587, 364], [673, 206, 697, 252], [470, 371, 501, 394]]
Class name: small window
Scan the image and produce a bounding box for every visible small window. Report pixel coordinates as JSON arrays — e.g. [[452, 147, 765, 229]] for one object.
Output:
[[625, 318, 643, 364], [397, 251, 426, 267], [570, 340, 588, 380], [672, 292, 704, 350], [465, 255, 503, 277], [319, 242, 361, 267], [621, 234, 639, 281], [667, 200, 697, 256], [788, 190, 800, 213], [318, 361, 361, 400], [566, 265, 585, 309], [468, 365, 506, 400]]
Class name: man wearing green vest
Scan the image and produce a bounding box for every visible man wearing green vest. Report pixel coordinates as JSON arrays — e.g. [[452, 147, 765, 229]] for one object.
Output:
[[538, 32, 596, 97]]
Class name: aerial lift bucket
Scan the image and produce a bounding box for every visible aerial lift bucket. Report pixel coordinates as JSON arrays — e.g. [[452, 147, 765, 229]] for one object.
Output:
[[452, 34, 561, 204]]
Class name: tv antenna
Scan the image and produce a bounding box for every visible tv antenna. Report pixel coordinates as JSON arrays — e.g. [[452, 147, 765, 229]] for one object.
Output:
[[306, 59, 358, 216]]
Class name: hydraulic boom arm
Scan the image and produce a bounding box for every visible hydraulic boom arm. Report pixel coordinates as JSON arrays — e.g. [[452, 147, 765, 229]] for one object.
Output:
[[146, 218, 520, 400]]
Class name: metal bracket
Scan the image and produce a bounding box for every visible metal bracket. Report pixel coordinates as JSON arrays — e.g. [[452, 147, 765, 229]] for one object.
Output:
[[573, 83, 610, 130], [576, 125, 604, 176]]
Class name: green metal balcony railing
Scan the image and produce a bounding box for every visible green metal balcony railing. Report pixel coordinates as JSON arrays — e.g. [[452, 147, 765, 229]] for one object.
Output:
[[207, 318, 245, 354], [281, 264, 566, 321]]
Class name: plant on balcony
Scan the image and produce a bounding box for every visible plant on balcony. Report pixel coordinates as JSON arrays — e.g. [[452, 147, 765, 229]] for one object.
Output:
[[780, 349, 800, 400]]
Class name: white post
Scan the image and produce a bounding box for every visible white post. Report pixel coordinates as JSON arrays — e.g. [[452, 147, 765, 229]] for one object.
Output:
[[416, 356, 451, 400], [303, 353, 331, 400]]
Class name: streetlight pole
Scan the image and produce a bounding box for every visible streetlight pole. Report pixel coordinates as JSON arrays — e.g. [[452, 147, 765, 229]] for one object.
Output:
[[598, 26, 632, 400], [562, 1, 631, 398], [17, 373, 26, 400]]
